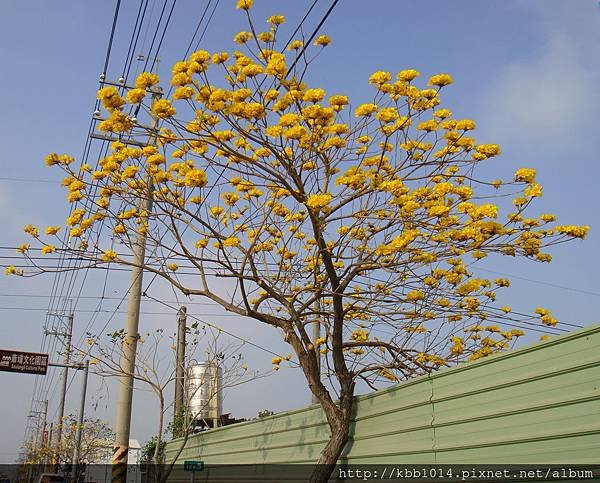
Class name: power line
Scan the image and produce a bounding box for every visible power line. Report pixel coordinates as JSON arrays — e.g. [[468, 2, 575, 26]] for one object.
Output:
[[286, 0, 340, 76], [0, 292, 220, 306], [191, 0, 220, 53], [149, 0, 178, 73], [143, 292, 298, 363], [121, 0, 148, 81], [0, 177, 57, 184], [24, 0, 137, 447], [0, 306, 245, 317], [103, 0, 123, 75], [477, 267, 600, 299], [142, 0, 170, 72]]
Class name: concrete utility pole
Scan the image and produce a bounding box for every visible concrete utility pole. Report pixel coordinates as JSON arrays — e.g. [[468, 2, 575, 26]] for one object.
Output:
[[46, 423, 53, 469], [72, 359, 90, 479], [173, 306, 187, 436], [46, 312, 74, 464], [111, 86, 161, 483], [39, 400, 48, 449]]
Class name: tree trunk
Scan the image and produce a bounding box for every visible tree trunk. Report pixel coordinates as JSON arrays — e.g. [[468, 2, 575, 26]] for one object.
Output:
[[310, 418, 350, 482], [309, 390, 354, 483], [152, 394, 165, 483], [284, 327, 356, 482]]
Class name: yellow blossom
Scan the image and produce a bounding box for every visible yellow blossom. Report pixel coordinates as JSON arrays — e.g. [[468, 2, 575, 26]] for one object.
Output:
[[406, 290, 424, 302], [329, 95, 348, 109], [236, 0, 253, 9], [303, 88, 325, 103], [173, 86, 194, 100], [265, 52, 286, 77], [555, 225, 590, 239], [234, 31, 253, 44], [354, 103, 378, 117], [69, 227, 84, 238], [222, 236, 240, 247], [456, 119, 476, 130], [397, 69, 420, 82], [267, 15, 285, 24], [350, 329, 369, 342], [184, 169, 208, 188], [135, 72, 159, 89], [23, 224, 39, 237], [5, 266, 23, 276], [428, 73, 454, 87], [369, 71, 392, 85], [126, 88, 146, 104], [313, 35, 331, 46], [102, 250, 118, 262], [434, 108, 452, 119], [376, 107, 399, 123], [45, 153, 60, 166], [152, 99, 176, 119], [475, 144, 501, 157], [306, 193, 332, 211], [514, 168, 536, 183], [212, 52, 229, 64], [524, 183, 543, 198]]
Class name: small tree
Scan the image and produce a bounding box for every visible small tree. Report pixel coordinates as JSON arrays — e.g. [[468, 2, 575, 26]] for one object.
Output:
[[76, 321, 258, 483], [139, 437, 166, 465], [13, 2, 589, 481], [20, 415, 113, 466]]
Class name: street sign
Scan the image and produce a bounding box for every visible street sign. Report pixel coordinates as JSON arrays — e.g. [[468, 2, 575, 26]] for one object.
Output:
[[183, 461, 204, 472], [0, 349, 48, 375]]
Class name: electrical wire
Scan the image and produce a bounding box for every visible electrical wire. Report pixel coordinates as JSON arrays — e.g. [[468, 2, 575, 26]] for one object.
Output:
[[103, 0, 123, 75], [286, 0, 340, 76]]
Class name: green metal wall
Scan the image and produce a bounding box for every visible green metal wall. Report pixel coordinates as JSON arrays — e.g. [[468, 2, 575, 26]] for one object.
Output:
[[166, 324, 600, 466]]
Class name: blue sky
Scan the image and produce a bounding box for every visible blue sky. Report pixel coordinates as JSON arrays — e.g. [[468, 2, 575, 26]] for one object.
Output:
[[0, 0, 599, 463]]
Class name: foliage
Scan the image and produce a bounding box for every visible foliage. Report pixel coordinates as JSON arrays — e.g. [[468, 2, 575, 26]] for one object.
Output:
[[140, 437, 166, 465], [257, 409, 275, 419], [167, 407, 186, 439], [21, 415, 113, 465]]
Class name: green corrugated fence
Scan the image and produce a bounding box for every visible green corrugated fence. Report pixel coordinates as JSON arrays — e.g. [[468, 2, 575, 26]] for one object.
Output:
[[165, 323, 600, 468]]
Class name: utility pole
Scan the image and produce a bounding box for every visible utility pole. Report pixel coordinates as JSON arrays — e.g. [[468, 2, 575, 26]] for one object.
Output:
[[38, 400, 49, 455], [46, 423, 53, 470], [41, 400, 48, 446], [46, 312, 74, 465], [173, 306, 187, 436], [72, 360, 90, 481], [110, 84, 161, 483]]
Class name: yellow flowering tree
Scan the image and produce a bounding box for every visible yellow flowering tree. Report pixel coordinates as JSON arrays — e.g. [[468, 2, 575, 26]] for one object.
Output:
[[20, 415, 113, 466], [15, 2, 589, 481]]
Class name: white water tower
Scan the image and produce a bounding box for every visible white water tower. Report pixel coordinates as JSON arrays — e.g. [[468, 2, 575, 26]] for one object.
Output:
[[186, 361, 222, 427]]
